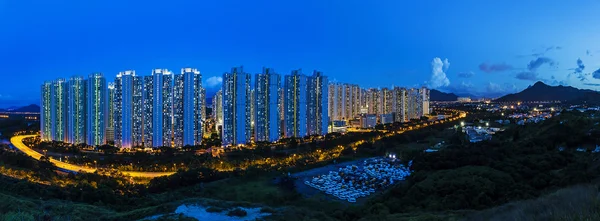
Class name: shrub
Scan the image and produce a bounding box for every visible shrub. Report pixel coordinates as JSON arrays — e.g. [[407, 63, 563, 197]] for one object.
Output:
[[205, 207, 224, 213], [227, 208, 247, 217], [260, 207, 277, 214]]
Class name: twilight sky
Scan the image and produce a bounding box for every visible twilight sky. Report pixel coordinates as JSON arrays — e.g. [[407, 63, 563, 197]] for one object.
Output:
[[1, 0, 600, 107]]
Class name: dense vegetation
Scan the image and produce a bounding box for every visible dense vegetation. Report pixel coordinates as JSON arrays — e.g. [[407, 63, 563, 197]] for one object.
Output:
[[3, 109, 600, 220], [353, 110, 600, 220]]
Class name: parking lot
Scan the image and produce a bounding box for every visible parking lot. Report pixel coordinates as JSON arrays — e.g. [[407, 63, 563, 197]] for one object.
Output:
[[293, 157, 411, 203]]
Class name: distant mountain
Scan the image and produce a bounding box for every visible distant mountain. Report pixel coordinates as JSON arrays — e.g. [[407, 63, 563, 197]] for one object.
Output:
[[455, 92, 479, 99], [567, 91, 600, 105], [495, 81, 599, 102], [0, 104, 40, 112], [13, 104, 40, 112], [430, 89, 458, 101]]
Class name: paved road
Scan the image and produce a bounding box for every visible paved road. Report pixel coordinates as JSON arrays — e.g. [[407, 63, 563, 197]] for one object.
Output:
[[10, 135, 174, 178]]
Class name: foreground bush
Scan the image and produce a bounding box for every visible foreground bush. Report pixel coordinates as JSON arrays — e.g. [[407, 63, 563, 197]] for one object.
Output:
[[227, 208, 247, 217]]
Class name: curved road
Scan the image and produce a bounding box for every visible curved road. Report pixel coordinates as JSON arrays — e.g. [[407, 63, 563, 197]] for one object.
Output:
[[10, 135, 175, 178]]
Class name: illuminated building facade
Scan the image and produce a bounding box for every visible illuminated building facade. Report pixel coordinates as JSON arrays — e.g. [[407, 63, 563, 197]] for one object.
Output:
[[222, 66, 251, 146], [106, 83, 115, 142], [173, 68, 203, 147], [142, 76, 153, 147], [86, 73, 107, 146], [51, 78, 68, 142], [284, 69, 307, 138], [393, 87, 407, 122], [367, 88, 381, 116], [254, 67, 281, 142], [150, 69, 174, 147], [67, 76, 87, 144], [41, 81, 52, 141], [213, 90, 223, 134], [113, 70, 141, 149], [42, 67, 429, 149], [307, 70, 328, 135], [381, 87, 394, 115], [420, 87, 430, 115]]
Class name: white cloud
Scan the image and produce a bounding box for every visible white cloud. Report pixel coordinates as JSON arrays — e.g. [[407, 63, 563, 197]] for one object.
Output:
[[205, 76, 223, 88], [428, 57, 451, 88], [486, 82, 518, 95], [443, 58, 450, 72]]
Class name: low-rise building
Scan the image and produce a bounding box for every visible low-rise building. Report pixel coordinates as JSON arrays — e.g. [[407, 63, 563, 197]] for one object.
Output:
[[361, 114, 377, 128], [380, 113, 394, 124]]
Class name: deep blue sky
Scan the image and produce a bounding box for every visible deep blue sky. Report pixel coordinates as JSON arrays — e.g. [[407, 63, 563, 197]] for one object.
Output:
[[2, 0, 600, 107]]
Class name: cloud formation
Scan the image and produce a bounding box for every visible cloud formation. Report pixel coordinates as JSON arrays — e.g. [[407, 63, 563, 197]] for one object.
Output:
[[205, 76, 223, 88], [479, 62, 513, 73], [584, 83, 600, 87], [457, 71, 474, 78], [427, 57, 451, 88], [527, 57, 555, 71], [575, 58, 585, 73], [545, 76, 567, 86], [568, 58, 587, 81], [530, 46, 561, 57], [515, 72, 539, 81], [443, 59, 450, 72], [442, 81, 475, 95], [593, 68, 600, 80], [486, 82, 518, 97]]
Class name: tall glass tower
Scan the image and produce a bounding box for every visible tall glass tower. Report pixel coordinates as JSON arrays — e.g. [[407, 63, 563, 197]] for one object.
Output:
[[142, 76, 154, 148], [106, 83, 115, 143], [86, 73, 107, 146], [151, 69, 173, 147], [254, 67, 281, 142], [393, 87, 407, 123], [67, 76, 87, 144], [172, 68, 203, 147], [114, 70, 137, 149], [199, 87, 206, 140], [213, 90, 223, 135], [222, 66, 251, 146], [40, 81, 53, 141], [51, 78, 68, 142], [284, 69, 307, 138], [132, 75, 144, 147], [307, 71, 328, 136]]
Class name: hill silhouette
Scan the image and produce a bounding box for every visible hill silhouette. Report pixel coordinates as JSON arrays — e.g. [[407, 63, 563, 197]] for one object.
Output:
[[0, 104, 40, 112], [430, 89, 458, 101], [495, 81, 599, 102]]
